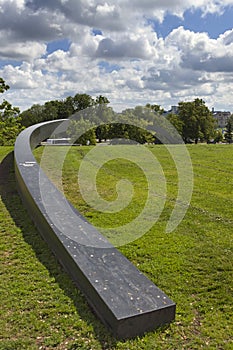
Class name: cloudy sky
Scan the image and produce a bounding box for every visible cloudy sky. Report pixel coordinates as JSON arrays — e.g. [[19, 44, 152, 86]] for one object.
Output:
[[0, 0, 233, 112]]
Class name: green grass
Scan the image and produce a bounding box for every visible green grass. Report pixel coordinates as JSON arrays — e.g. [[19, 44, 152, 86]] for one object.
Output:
[[1, 144, 233, 349]]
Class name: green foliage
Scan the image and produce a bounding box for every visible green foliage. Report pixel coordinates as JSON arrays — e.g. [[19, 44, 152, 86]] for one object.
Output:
[[145, 103, 164, 115], [67, 105, 158, 144], [0, 77, 22, 145], [72, 93, 95, 112], [19, 94, 110, 127], [20, 104, 45, 127], [0, 77, 9, 93], [224, 115, 233, 143], [0, 116, 24, 145], [67, 118, 97, 145], [166, 113, 184, 135], [0, 78, 225, 146], [213, 130, 224, 143], [0, 77, 20, 120], [0, 99, 20, 119], [178, 98, 216, 143], [95, 95, 110, 105]]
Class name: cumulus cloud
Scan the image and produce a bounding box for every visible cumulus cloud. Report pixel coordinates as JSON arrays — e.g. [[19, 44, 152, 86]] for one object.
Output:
[[95, 36, 156, 60], [0, 39, 46, 61], [165, 27, 233, 73], [0, 0, 233, 112]]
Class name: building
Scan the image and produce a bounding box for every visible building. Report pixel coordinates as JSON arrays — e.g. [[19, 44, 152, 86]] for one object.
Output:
[[212, 108, 231, 128], [42, 138, 71, 145], [163, 105, 179, 116]]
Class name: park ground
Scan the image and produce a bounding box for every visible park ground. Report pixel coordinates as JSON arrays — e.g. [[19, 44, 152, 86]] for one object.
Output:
[[0, 145, 232, 349]]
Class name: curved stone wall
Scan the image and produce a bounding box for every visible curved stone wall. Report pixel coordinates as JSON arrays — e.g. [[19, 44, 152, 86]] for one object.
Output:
[[14, 119, 175, 339]]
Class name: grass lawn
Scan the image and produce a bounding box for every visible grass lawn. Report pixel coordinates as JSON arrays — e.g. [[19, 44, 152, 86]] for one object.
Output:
[[0, 144, 232, 349]]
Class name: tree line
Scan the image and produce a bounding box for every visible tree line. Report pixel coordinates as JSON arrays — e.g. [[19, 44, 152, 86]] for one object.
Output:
[[1, 77, 233, 146]]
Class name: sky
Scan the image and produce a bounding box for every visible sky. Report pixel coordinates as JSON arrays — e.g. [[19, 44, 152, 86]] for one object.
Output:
[[0, 0, 233, 113]]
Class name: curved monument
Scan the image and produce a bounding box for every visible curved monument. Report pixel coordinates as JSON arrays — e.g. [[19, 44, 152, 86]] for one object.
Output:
[[14, 119, 175, 339]]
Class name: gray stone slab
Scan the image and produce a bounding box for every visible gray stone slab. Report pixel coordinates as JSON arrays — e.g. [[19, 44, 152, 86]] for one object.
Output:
[[14, 119, 176, 339]]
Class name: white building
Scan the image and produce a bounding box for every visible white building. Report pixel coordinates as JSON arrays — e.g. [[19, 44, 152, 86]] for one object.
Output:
[[212, 109, 231, 128]]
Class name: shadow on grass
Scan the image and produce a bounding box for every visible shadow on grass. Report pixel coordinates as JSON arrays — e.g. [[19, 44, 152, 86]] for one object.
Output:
[[0, 151, 118, 349]]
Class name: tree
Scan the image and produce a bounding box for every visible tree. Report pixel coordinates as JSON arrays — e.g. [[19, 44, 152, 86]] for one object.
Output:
[[95, 124, 110, 142], [0, 116, 24, 145], [166, 113, 184, 135], [178, 98, 216, 143], [67, 118, 96, 145], [0, 77, 20, 119], [72, 93, 95, 112], [224, 115, 233, 143], [20, 104, 45, 127], [95, 95, 110, 105], [0, 77, 23, 145], [0, 77, 9, 93], [0, 100, 20, 119], [146, 103, 164, 115], [213, 130, 223, 143]]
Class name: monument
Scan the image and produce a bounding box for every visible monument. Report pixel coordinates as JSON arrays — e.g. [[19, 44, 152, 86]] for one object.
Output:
[[14, 119, 176, 339]]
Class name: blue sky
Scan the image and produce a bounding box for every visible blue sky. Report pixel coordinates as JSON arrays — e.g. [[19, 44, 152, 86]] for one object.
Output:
[[150, 7, 233, 39], [0, 1, 233, 112]]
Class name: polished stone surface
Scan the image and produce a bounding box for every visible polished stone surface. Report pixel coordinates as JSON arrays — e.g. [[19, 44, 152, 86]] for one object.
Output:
[[14, 120, 176, 339]]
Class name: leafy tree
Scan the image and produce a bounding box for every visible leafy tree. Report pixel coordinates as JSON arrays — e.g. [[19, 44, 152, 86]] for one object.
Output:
[[0, 77, 9, 93], [20, 104, 45, 127], [57, 98, 74, 119], [145, 103, 164, 115], [225, 115, 233, 143], [166, 113, 184, 135], [95, 95, 110, 105], [19, 93, 110, 127], [0, 78, 20, 119], [67, 118, 96, 145], [72, 93, 95, 112], [96, 124, 110, 142], [108, 123, 130, 140], [0, 100, 20, 119], [0, 77, 23, 145], [178, 98, 216, 143], [213, 130, 223, 143], [0, 116, 24, 145], [43, 100, 60, 121], [105, 107, 156, 144]]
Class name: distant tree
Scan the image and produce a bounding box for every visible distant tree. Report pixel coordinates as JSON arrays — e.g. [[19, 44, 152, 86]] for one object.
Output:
[[56, 98, 72, 119], [0, 77, 9, 93], [178, 98, 216, 143], [213, 130, 223, 143], [0, 100, 20, 119], [67, 118, 96, 145], [20, 104, 45, 127], [95, 124, 110, 142], [107, 107, 156, 143], [72, 93, 95, 112], [0, 116, 24, 145], [19, 93, 111, 127], [225, 115, 233, 143], [0, 78, 20, 119], [108, 123, 130, 140], [95, 95, 110, 105], [43, 100, 60, 121], [146, 103, 164, 115], [0, 77, 23, 145], [166, 113, 184, 135]]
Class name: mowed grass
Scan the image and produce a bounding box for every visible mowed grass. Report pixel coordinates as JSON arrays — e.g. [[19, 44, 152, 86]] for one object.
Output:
[[0, 144, 232, 349]]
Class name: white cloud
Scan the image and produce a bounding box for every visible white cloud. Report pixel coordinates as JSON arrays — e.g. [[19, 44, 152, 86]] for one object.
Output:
[[165, 27, 233, 73], [0, 38, 46, 61], [0, 0, 233, 113]]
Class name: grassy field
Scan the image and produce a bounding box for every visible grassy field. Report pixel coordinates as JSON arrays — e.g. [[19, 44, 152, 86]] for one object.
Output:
[[0, 144, 232, 349]]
